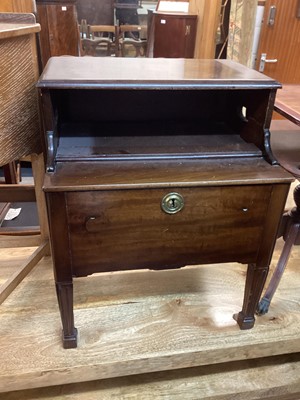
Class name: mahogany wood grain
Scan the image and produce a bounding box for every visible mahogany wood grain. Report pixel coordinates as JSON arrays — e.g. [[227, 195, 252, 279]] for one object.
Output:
[[65, 185, 279, 275], [43, 159, 291, 192], [38, 58, 293, 347], [150, 12, 197, 58]]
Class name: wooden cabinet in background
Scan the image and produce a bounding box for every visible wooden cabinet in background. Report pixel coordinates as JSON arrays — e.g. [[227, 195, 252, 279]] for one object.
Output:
[[36, 0, 80, 68], [149, 12, 197, 58]]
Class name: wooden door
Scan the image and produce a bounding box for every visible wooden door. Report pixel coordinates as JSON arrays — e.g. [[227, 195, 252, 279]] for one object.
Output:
[[256, 0, 300, 83], [153, 14, 197, 58]]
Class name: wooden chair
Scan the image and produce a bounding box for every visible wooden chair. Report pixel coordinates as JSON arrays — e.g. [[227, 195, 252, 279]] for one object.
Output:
[[115, 24, 147, 57], [257, 86, 300, 315], [81, 25, 116, 57], [2, 161, 20, 184], [79, 19, 89, 38]]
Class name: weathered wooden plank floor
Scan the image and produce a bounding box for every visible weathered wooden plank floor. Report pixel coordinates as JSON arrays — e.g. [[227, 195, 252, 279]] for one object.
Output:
[[0, 179, 299, 398], [0, 229, 300, 397]]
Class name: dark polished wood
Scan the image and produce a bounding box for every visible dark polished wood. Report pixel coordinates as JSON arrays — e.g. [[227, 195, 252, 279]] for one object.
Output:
[[148, 12, 197, 58], [38, 57, 293, 348], [257, 85, 300, 315]]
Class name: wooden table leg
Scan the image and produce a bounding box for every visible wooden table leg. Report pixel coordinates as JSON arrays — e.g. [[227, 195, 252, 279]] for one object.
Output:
[[56, 282, 78, 349], [235, 263, 269, 329], [31, 153, 49, 244]]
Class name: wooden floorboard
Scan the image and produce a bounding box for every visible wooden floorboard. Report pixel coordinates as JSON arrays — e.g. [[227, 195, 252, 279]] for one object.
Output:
[[0, 236, 300, 395], [0, 182, 299, 398], [1, 354, 300, 400]]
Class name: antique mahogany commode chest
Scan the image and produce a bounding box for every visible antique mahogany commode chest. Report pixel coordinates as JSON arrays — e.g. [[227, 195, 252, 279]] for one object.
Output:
[[37, 57, 293, 348]]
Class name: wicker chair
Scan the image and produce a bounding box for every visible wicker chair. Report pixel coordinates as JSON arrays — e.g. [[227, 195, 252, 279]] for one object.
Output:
[[0, 13, 49, 304]]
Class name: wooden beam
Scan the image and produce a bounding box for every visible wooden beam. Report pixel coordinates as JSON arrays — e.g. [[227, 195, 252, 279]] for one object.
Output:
[[0, 0, 35, 13], [0, 240, 49, 304], [0, 202, 10, 223], [0, 184, 36, 203], [189, 0, 222, 58], [0, 226, 40, 235], [0, 234, 41, 248]]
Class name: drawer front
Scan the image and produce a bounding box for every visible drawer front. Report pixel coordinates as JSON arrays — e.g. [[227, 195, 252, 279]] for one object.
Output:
[[66, 185, 273, 276]]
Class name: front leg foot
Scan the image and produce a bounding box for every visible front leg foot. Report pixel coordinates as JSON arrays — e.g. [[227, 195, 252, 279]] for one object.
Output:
[[63, 327, 78, 349], [233, 312, 255, 330], [56, 282, 77, 348], [234, 263, 269, 330]]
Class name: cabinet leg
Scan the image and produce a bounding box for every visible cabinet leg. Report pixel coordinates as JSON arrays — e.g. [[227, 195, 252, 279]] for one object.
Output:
[[56, 282, 77, 348], [234, 263, 269, 329]]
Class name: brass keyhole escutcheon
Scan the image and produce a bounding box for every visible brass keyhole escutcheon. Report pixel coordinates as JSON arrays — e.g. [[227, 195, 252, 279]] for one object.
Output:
[[161, 192, 184, 214]]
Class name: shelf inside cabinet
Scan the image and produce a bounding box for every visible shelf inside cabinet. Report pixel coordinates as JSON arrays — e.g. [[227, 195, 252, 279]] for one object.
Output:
[[56, 121, 262, 162]]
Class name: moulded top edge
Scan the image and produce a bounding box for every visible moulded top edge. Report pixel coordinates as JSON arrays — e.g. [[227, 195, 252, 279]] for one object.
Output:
[[36, 81, 282, 90], [37, 57, 281, 90]]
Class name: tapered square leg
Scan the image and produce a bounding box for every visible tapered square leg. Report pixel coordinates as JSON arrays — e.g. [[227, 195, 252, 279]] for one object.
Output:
[[234, 263, 269, 330], [56, 282, 77, 348]]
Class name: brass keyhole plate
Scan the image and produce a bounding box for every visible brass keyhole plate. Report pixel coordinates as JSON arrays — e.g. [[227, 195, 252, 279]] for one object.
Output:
[[161, 192, 184, 214]]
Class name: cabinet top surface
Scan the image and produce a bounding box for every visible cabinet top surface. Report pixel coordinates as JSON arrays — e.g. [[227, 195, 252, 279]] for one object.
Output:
[[37, 57, 280, 90]]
